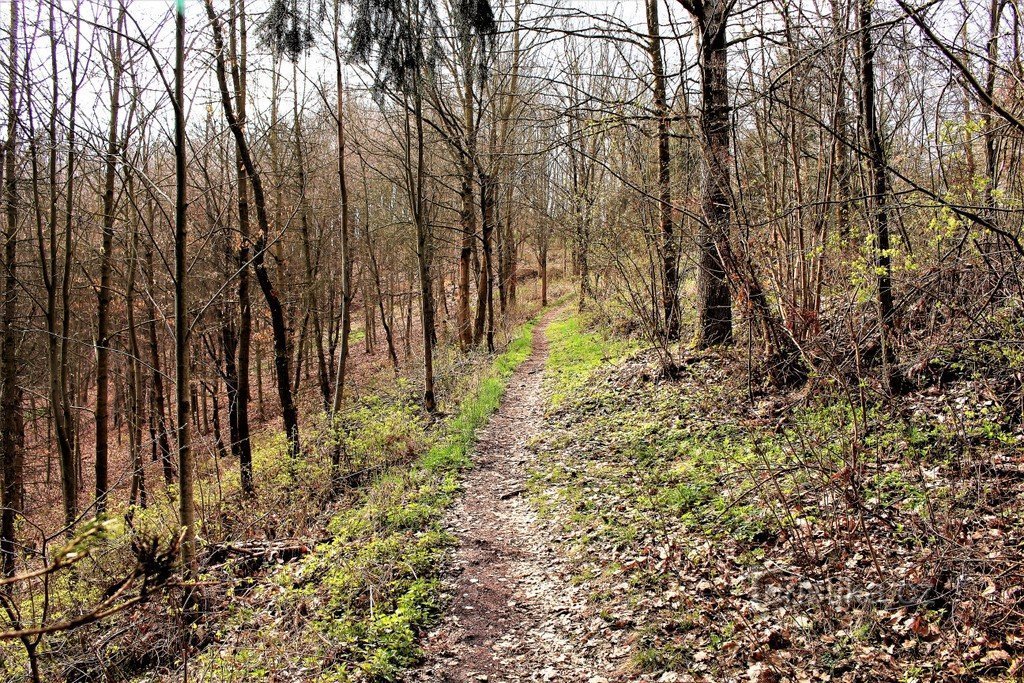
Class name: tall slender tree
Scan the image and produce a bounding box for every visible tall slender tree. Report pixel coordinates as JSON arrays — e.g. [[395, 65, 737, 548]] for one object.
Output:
[[349, 0, 443, 411], [645, 0, 679, 340], [94, 3, 125, 515], [858, 0, 900, 393], [207, 0, 302, 456], [174, 0, 196, 574], [1, 0, 21, 578]]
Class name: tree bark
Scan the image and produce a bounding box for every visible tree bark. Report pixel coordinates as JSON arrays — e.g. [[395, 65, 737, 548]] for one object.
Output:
[[458, 166, 475, 349], [408, 86, 436, 412], [479, 172, 497, 351], [125, 172, 147, 509], [1, 0, 21, 577], [94, 5, 124, 514], [145, 241, 175, 486], [646, 0, 679, 340], [228, 0, 254, 495], [690, 0, 734, 348], [34, 0, 77, 534], [331, 2, 353, 417], [858, 0, 900, 393], [174, 0, 196, 575]]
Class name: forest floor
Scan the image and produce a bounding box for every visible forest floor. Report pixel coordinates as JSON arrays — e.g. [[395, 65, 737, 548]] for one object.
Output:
[[410, 308, 625, 683], [408, 309, 1024, 683]]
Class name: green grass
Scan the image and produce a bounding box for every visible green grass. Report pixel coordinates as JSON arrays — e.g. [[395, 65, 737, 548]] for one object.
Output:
[[544, 314, 632, 408]]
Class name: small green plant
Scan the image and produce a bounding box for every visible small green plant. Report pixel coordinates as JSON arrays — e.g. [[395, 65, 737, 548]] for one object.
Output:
[[194, 313, 544, 681]]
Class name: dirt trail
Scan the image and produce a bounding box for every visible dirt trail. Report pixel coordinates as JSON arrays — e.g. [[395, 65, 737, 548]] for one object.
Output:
[[408, 311, 623, 683]]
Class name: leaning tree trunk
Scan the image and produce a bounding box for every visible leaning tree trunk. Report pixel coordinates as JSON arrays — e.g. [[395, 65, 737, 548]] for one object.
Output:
[[206, 0, 300, 457]]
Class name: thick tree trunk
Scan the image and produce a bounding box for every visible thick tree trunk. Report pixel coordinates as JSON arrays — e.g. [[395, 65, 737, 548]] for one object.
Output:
[[692, 0, 733, 348]]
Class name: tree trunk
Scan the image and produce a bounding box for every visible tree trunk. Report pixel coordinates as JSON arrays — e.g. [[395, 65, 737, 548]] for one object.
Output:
[[359, 157, 400, 372], [125, 173, 147, 509], [458, 166, 475, 349], [474, 180, 492, 345], [1, 0, 21, 576], [227, 0, 254, 495], [206, 0, 300, 457], [692, 0, 734, 348], [858, 0, 900, 393], [174, 0, 196, 575], [94, 6, 124, 514], [479, 172, 497, 351], [409, 87, 436, 412], [539, 235, 548, 307], [58, 7, 84, 529], [36, 0, 77, 534], [646, 0, 679, 340], [331, 3, 353, 418], [145, 242, 175, 486]]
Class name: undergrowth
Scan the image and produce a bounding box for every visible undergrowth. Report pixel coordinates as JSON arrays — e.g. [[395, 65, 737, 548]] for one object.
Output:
[[530, 311, 1024, 682], [191, 315, 539, 681]]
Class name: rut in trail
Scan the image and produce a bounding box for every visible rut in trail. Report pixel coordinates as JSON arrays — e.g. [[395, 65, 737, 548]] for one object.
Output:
[[408, 312, 623, 683]]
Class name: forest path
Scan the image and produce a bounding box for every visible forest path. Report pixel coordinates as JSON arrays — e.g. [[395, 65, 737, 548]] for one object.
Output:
[[408, 309, 621, 683]]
